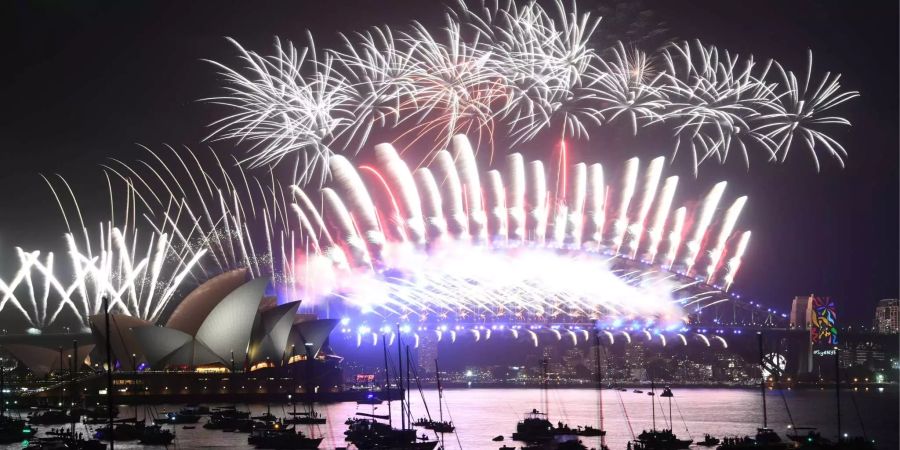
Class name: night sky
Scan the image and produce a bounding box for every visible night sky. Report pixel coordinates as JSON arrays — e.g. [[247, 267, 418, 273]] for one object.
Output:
[[1, 0, 896, 325]]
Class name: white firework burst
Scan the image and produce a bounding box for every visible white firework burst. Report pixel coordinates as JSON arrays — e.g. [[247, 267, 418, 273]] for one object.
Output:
[[202, 1, 858, 180], [204, 37, 352, 184], [756, 49, 860, 171]]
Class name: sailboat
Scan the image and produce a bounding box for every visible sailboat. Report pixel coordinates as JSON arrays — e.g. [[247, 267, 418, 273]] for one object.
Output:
[[243, 392, 321, 449], [510, 358, 583, 449], [247, 420, 322, 449], [716, 332, 790, 450], [412, 359, 454, 434], [431, 359, 454, 433], [286, 343, 327, 425], [344, 331, 437, 450], [631, 383, 692, 450], [588, 335, 610, 449], [786, 345, 876, 450]]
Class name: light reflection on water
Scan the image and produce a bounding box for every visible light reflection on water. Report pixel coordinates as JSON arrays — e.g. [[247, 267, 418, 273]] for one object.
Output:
[[8, 387, 897, 449]]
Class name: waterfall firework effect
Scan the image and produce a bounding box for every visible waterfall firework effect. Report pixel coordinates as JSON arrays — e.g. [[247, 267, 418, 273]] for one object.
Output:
[[205, 0, 858, 183], [286, 135, 749, 327]]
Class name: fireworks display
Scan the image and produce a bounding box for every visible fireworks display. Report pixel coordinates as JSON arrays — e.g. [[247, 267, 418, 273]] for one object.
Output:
[[0, 0, 855, 334], [0, 135, 752, 332], [205, 0, 858, 180], [283, 135, 750, 327]]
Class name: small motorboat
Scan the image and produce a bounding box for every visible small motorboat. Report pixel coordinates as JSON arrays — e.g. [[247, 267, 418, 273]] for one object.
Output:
[[493, 435, 505, 441], [635, 428, 693, 449], [429, 421, 455, 433], [576, 425, 605, 437], [697, 434, 720, 446], [251, 412, 278, 422], [413, 418, 455, 433], [633, 389, 644, 393]]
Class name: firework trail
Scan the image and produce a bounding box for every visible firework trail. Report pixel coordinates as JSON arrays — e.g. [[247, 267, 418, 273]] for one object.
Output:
[[0, 172, 207, 329]]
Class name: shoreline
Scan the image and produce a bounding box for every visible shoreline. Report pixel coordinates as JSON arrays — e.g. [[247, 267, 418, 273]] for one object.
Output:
[[420, 381, 900, 391]]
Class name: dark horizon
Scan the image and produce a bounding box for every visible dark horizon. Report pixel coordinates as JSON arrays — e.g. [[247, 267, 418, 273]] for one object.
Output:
[[1, 0, 897, 325]]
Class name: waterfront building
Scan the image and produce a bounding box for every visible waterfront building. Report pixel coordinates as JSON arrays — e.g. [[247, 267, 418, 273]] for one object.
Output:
[[840, 341, 888, 370]]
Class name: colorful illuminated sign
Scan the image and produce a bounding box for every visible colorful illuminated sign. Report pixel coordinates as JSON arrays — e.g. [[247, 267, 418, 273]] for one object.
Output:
[[811, 297, 838, 345]]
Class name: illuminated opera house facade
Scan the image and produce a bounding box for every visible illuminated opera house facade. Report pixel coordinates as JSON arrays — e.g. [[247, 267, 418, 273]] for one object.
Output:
[[2, 269, 344, 402]]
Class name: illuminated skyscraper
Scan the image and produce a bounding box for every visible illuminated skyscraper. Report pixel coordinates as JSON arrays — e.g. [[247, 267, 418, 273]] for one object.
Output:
[[417, 335, 439, 376], [875, 299, 899, 334]]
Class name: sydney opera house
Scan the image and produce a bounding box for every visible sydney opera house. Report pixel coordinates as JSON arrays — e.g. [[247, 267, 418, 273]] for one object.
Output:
[[0, 269, 346, 403]]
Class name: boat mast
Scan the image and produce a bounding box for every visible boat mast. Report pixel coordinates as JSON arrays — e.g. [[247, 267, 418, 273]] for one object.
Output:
[[595, 333, 606, 448], [834, 345, 841, 441], [71, 338, 78, 435], [668, 391, 672, 430], [58, 346, 64, 407], [650, 377, 656, 432], [405, 345, 412, 427], [382, 335, 392, 428], [435, 358, 444, 449], [757, 332, 767, 429], [0, 355, 4, 417], [397, 325, 405, 430], [305, 339, 316, 419], [661, 387, 674, 431], [541, 358, 549, 415], [290, 345, 296, 418], [104, 295, 115, 450]]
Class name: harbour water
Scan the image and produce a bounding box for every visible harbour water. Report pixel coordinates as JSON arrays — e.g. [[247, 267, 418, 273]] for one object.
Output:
[[7, 387, 897, 449]]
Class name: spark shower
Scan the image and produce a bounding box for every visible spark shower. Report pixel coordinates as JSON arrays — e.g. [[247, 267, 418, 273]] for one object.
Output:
[[0, 0, 856, 333]]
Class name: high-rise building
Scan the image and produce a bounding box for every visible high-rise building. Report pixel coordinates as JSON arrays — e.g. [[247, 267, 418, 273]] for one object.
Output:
[[416, 335, 439, 375], [875, 299, 899, 334], [790, 294, 815, 329]]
